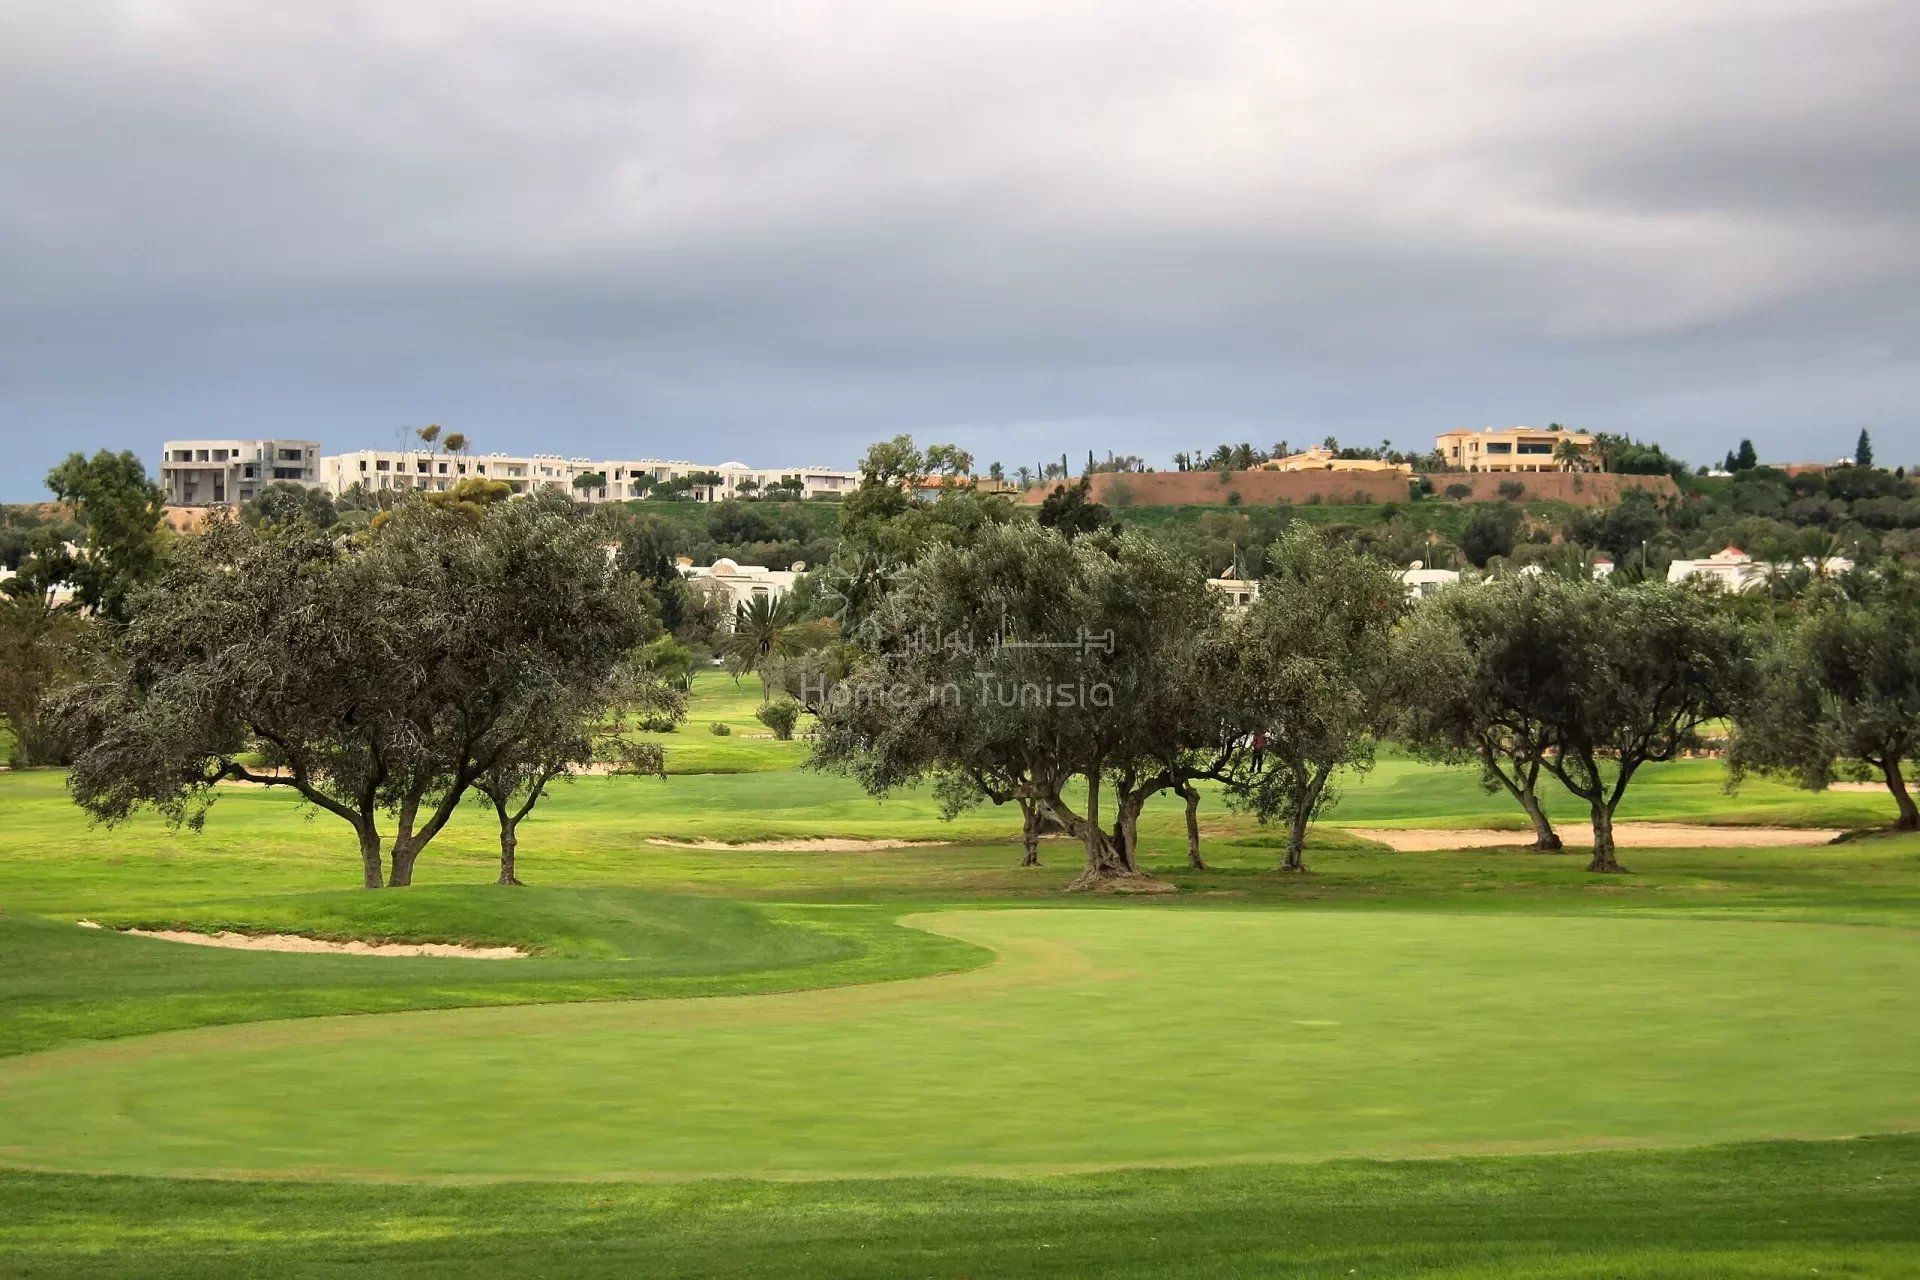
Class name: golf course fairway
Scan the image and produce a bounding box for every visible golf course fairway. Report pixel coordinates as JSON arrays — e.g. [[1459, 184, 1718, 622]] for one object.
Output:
[[2, 908, 1916, 1181]]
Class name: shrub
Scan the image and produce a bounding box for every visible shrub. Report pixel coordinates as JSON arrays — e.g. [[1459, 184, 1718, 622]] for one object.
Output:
[[755, 698, 802, 741], [1226, 490, 1243, 507], [709, 721, 732, 736], [1444, 482, 1474, 501], [1497, 479, 1527, 501], [637, 715, 678, 733]]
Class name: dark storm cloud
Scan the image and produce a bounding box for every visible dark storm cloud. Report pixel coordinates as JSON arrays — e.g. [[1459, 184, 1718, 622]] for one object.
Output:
[[2, 0, 1917, 497]]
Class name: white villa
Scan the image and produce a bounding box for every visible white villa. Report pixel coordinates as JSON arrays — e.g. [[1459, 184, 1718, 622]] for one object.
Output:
[[678, 557, 802, 617], [1667, 546, 1853, 591], [1402, 565, 1461, 600], [1207, 566, 1467, 606], [1206, 576, 1260, 609]]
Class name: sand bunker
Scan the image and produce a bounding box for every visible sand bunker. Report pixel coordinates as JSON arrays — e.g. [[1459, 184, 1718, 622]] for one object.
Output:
[[646, 836, 952, 852], [1343, 823, 1843, 851], [75, 920, 524, 958]]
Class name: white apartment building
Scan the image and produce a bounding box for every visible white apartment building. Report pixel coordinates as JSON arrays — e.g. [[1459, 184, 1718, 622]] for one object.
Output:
[[318, 450, 857, 504], [159, 439, 322, 506]]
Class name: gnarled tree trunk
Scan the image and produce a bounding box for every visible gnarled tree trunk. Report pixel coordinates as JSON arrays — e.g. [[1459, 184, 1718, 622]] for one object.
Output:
[[357, 825, 385, 890], [1519, 787, 1563, 852], [1887, 757, 1918, 831], [1177, 781, 1205, 870], [1057, 773, 1156, 892], [497, 822, 523, 886], [1587, 801, 1628, 873], [1481, 745, 1562, 852], [1017, 798, 1042, 867], [1279, 766, 1331, 873]]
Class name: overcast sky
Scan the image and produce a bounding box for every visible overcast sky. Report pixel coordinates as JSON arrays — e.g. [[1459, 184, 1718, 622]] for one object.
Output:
[[2, 1, 1916, 499]]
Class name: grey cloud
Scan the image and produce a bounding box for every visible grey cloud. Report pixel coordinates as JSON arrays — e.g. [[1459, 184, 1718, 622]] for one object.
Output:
[[3, 0, 1918, 497]]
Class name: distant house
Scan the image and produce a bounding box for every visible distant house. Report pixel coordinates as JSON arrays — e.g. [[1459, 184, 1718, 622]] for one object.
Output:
[[1401, 565, 1461, 600], [1434, 426, 1594, 474], [678, 557, 803, 620], [910, 474, 1018, 501], [1206, 576, 1260, 610], [1666, 545, 1851, 591], [1260, 447, 1409, 476]]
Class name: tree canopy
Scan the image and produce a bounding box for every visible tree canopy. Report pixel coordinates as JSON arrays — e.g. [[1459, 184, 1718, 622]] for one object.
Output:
[[1731, 571, 1920, 830], [59, 493, 654, 888]]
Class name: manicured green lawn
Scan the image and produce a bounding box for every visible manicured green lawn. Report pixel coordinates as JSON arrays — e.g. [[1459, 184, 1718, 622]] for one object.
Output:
[[4, 909, 1917, 1180], [2, 737, 1917, 1275], [5, 1137, 1918, 1278], [632, 671, 812, 773]]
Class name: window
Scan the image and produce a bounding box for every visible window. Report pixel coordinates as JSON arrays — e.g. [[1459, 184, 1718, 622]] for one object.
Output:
[[438, 462, 448, 473], [244, 465, 256, 478], [1485, 442, 1512, 454], [376, 460, 390, 471], [358, 460, 368, 472]]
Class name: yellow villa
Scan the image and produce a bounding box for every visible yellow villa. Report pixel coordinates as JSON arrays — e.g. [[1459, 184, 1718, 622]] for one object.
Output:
[[1260, 446, 1409, 475], [1434, 426, 1594, 473]]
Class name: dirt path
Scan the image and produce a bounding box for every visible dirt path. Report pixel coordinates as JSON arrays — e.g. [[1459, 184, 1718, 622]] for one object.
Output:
[[1343, 823, 1843, 851], [75, 921, 525, 958]]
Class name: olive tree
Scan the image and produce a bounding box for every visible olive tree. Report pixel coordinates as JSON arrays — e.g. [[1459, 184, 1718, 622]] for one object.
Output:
[[1731, 575, 1920, 830], [810, 521, 1092, 871], [1522, 578, 1751, 872], [59, 494, 652, 887], [1392, 577, 1569, 852], [475, 669, 685, 885], [1225, 527, 1405, 871]]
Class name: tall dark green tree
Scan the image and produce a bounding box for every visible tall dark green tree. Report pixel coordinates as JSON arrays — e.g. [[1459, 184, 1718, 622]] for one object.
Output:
[[43, 450, 167, 622], [1856, 430, 1874, 469], [1731, 574, 1920, 830], [1036, 476, 1113, 540]]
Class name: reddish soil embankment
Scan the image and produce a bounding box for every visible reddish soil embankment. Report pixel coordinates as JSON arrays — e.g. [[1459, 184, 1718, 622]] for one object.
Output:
[[1016, 471, 1676, 509], [1434, 473, 1678, 506], [1018, 471, 1410, 507]]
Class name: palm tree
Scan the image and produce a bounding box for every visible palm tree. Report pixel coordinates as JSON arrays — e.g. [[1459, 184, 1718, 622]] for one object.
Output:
[[1015, 465, 1034, 488], [717, 594, 833, 692]]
